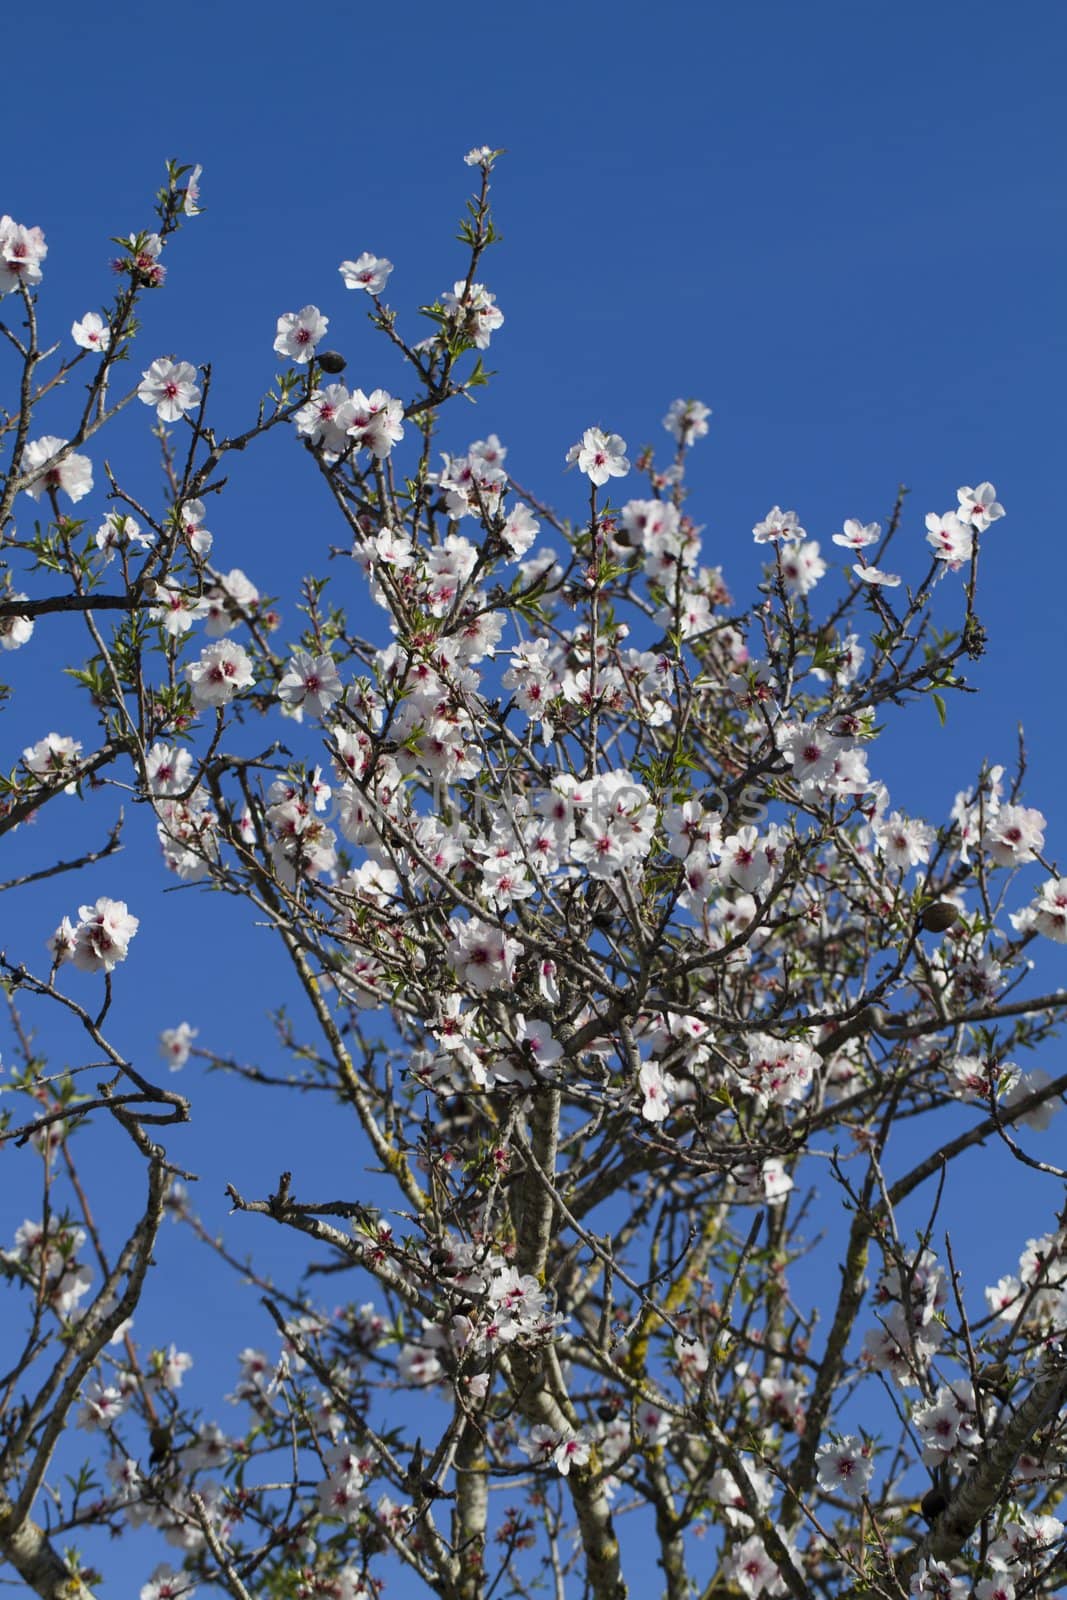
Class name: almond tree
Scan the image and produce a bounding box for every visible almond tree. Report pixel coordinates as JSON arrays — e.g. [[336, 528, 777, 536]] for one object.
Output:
[[1, 153, 1066, 1600]]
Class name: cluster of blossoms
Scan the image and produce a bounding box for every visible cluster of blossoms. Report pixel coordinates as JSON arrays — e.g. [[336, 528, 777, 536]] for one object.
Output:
[[79, 1347, 191, 1437], [2, 1218, 92, 1317], [265, 772, 337, 884], [986, 1230, 1067, 1332], [130, 383, 1060, 1163], [94, 510, 155, 567], [863, 1249, 950, 1384], [48, 896, 139, 973], [294, 378, 405, 459], [733, 1032, 820, 1109], [907, 1513, 1066, 1600], [277, 258, 503, 410], [912, 1380, 986, 1468], [748, 482, 1006, 593], [316, 1438, 373, 1526], [388, 1236, 566, 1388], [114, 228, 167, 288], [440, 279, 503, 348], [22, 730, 83, 790], [151, 566, 259, 639], [1013, 874, 1067, 944], [519, 1424, 592, 1477], [143, 740, 220, 880], [6, 153, 1067, 1600]]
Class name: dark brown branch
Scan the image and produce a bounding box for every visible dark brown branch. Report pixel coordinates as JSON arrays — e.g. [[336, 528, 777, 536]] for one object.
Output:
[[0, 592, 149, 619]]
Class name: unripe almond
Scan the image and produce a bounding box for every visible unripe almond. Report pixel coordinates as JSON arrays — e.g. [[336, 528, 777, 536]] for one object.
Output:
[[920, 901, 960, 933], [316, 349, 347, 375], [920, 1487, 948, 1524]]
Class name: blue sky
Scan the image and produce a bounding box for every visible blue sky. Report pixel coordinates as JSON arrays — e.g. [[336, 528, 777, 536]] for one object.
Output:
[[2, 0, 1066, 1592]]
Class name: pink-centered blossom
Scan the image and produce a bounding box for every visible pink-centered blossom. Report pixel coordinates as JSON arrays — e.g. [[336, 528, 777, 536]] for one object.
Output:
[[186, 640, 255, 709], [833, 518, 881, 550], [146, 743, 194, 796], [780, 538, 826, 596], [1013, 876, 1067, 943], [0, 214, 47, 295], [95, 511, 153, 566], [339, 252, 393, 294], [0, 596, 33, 651], [118, 230, 165, 286], [140, 1564, 196, 1600], [814, 1435, 873, 1499], [57, 897, 141, 974], [520, 1426, 591, 1477], [72, 312, 110, 352], [446, 915, 523, 992], [183, 163, 203, 216], [138, 357, 201, 422], [514, 1015, 562, 1068], [721, 825, 772, 893], [441, 280, 504, 348], [203, 568, 260, 636], [728, 1535, 784, 1599], [501, 502, 539, 557], [294, 383, 352, 455], [925, 510, 973, 566], [277, 649, 343, 720], [567, 427, 630, 487], [753, 506, 805, 544], [639, 1059, 672, 1122], [663, 398, 711, 444], [159, 1022, 198, 1071], [876, 811, 935, 871], [151, 583, 207, 637], [274, 305, 328, 364], [464, 145, 498, 168], [853, 562, 901, 587], [23, 732, 83, 789], [984, 803, 1045, 868], [736, 1158, 794, 1206], [910, 1560, 968, 1600], [21, 436, 93, 503], [179, 498, 213, 558], [345, 388, 404, 459], [957, 482, 1005, 532]]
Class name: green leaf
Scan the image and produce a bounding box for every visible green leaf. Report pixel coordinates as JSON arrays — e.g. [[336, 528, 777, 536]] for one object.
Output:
[[932, 692, 947, 727]]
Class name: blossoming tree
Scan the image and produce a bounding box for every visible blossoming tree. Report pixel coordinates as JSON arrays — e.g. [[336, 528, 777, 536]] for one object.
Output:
[[1, 153, 1066, 1600]]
